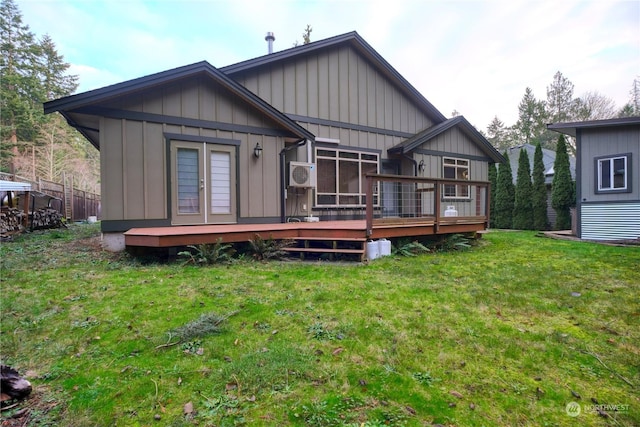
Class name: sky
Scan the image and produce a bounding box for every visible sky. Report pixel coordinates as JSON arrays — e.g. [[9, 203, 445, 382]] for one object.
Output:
[[20, 0, 640, 131]]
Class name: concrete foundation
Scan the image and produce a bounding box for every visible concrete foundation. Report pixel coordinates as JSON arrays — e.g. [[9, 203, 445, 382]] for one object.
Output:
[[101, 232, 126, 252]]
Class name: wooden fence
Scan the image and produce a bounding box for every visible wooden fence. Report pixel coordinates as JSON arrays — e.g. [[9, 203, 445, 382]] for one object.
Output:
[[0, 172, 101, 222]]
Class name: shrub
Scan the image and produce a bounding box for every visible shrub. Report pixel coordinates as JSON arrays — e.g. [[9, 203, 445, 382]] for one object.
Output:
[[249, 234, 295, 260], [178, 239, 236, 265]]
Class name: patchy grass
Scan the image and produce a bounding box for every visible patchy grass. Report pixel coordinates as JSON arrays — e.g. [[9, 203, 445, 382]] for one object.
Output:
[[0, 224, 638, 426]]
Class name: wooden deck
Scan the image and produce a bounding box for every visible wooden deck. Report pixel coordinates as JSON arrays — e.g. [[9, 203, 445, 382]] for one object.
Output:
[[124, 217, 486, 250], [123, 174, 489, 260]]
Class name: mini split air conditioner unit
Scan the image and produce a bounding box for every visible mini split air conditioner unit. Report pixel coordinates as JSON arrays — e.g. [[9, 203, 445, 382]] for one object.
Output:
[[288, 162, 316, 188]]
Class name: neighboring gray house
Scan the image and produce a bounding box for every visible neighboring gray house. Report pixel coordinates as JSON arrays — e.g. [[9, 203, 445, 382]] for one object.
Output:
[[505, 144, 576, 229], [548, 117, 640, 241]]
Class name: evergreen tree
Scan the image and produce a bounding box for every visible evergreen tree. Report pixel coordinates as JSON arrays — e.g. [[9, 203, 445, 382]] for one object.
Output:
[[36, 34, 78, 100], [488, 162, 497, 227], [532, 143, 548, 230], [512, 149, 533, 229], [0, 0, 42, 156], [515, 87, 547, 144], [551, 135, 574, 230], [494, 152, 515, 229], [546, 71, 575, 123]]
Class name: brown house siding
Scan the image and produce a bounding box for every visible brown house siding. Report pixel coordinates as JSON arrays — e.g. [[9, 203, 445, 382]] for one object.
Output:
[[98, 76, 295, 223]]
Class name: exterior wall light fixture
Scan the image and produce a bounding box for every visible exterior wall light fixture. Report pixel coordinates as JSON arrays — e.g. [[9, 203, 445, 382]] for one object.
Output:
[[254, 142, 263, 158]]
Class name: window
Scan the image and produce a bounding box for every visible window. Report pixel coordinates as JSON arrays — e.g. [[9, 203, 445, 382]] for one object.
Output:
[[316, 147, 379, 207], [597, 154, 630, 193], [443, 157, 469, 199]]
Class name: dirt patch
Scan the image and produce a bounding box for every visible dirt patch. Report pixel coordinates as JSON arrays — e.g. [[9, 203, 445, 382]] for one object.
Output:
[[1, 386, 62, 426]]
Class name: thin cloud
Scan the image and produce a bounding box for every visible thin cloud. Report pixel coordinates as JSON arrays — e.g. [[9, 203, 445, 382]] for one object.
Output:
[[20, 0, 640, 132]]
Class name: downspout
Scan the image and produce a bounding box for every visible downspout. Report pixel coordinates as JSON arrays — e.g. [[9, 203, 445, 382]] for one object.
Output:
[[401, 152, 418, 176], [279, 138, 308, 223]]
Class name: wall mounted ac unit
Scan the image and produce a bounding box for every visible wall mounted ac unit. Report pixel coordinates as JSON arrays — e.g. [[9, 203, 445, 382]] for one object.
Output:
[[288, 162, 316, 188]]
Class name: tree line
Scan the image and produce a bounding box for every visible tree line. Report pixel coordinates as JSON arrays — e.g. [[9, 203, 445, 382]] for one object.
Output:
[[0, 0, 99, 193], [489, 134, 575, 231], [485, 71, 640, 154]]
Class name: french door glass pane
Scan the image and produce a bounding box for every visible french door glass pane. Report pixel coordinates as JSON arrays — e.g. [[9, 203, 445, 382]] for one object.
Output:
[[177, 148, 199, 213], [210, 151, 231, 214]]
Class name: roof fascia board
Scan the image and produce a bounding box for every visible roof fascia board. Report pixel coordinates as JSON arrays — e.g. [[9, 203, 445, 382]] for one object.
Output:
[[44, 61, 314, 142], [390, 116, 505, 163], [44, 61, 211, 114], [547, 116, 640, 137]]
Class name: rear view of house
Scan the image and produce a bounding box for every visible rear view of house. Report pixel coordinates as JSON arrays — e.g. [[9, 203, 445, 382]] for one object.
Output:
[[44, 32, 503, 253], [549, 117, 640, 241]]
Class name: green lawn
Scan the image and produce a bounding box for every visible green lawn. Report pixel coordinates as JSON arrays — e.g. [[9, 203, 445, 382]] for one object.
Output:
[[1, 224, 638, 426]]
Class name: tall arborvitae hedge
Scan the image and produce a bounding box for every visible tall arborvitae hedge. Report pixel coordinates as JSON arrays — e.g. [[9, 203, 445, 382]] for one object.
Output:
[[513, 149, 533, 229], [488, 162, 497, 228], [494, 152, 515, 229], [551, 135, 574, 230], [532, 143, 548, 230]]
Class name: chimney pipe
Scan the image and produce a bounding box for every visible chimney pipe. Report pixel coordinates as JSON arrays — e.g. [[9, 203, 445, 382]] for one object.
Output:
[[265, 32, 275, 54]]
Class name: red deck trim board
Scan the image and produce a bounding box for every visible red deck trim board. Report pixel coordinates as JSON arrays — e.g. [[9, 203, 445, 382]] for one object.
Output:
[[123, 219, 486, 248]]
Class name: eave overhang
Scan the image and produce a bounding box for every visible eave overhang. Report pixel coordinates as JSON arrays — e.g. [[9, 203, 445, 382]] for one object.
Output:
[[548, 116, 640, 137]]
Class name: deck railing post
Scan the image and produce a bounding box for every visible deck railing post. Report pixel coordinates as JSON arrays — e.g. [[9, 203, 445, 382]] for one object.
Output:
[[485, 182, 491, 228], [365, 175, 373, 237], [434, 179, 441, 233]]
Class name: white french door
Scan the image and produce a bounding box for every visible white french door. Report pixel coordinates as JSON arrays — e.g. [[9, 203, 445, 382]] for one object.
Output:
[[171, 141, 236, 225]]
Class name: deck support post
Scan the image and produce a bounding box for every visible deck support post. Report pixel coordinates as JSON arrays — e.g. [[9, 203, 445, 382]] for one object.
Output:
[[365, 175, 373, 237]]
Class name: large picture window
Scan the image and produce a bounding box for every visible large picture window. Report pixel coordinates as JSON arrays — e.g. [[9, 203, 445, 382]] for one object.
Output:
[[316, 147, 379, 207], [597, 154, 630, 193], [443, 157, 469, 199]]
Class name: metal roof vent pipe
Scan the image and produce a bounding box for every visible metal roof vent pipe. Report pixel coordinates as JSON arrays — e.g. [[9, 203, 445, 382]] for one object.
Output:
[[265, 32, 275, 54]]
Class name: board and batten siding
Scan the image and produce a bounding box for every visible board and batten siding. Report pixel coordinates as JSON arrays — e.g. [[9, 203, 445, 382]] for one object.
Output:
[[411, 127, 489, 217], [99, 76, 288, 223], [579, 126, 639, 203], [230, 45, 434, 153], [577, 125, 639, 240]]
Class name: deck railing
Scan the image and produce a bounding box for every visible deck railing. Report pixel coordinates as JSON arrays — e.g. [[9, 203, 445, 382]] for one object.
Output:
[[364, 174, 490, 237]]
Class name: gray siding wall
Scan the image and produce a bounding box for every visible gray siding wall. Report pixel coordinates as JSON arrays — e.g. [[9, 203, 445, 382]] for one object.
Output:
[[578, 125, 640, 240], [579, 126, 639, 203], [99, 76, 288, 222], [231, 45, 434, 154], [413, 127, 489, 217]]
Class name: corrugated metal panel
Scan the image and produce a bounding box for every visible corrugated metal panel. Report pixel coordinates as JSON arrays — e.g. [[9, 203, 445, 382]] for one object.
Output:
[[0, 180, 31, 191], [581, 203, 640, 240]]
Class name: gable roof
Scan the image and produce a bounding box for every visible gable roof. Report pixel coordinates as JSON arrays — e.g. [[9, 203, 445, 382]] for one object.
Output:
[[388, 116, 505, 163], [221, 31, 448, 124], [44, 61, 315, 149], [548, 116, 640, 137]]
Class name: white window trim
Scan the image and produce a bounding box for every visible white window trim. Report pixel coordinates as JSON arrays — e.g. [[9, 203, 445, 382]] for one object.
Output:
[[442, 156, 470, 200], [597, 155, 628, 192]]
